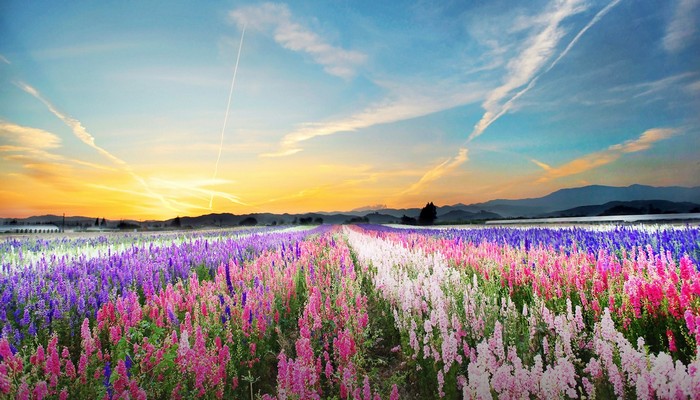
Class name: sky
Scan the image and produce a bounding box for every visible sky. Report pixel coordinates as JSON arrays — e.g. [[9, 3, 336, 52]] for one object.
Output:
[[1, 0, 699, 220]]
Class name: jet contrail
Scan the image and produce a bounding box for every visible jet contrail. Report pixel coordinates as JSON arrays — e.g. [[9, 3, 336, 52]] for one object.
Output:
[[210, 24, 246, 209]]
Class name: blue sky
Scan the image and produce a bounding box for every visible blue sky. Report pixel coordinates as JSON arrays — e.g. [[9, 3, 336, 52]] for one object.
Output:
[[1, 0, 699, 218]]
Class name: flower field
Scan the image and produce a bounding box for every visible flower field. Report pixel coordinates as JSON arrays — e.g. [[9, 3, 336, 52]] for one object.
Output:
[[1, 224, 700, 399]]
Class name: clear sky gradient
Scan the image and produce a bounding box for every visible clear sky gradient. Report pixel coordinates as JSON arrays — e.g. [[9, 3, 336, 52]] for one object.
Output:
[[1, 0, 699, 219]]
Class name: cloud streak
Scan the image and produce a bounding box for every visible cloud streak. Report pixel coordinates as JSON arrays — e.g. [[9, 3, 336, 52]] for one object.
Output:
[[0, 120, 118, 172], [0, 120, 61, 150], [468, 0, 622, 142], [400, 0, 622, 197], [400, 148, 468, 195], [530, 158, 552, 171], [261, 83, 485, 157], [230, 3, 365, 78], [663, 0, 699, 53], [468, 0, 587, 141], [537, 128, 679, 182], [14, 82, 182, 212]]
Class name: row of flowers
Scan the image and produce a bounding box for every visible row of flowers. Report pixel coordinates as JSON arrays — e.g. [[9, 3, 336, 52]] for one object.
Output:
[[346, 225, 700, 398], [1, 227, 402, 399], [364, 224, 700, 267], [0, 227, 319, 348]]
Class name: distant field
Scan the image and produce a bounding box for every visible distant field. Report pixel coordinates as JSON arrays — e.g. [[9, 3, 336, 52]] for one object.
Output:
[[1, 224, 699, 398]]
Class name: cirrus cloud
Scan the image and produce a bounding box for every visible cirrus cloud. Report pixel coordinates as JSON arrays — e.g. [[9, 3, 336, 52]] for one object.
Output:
[[537, 128, 679, 182], [230, 2, 366, 79]]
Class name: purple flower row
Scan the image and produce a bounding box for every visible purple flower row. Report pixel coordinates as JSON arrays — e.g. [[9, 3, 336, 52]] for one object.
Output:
[[361, 224, 700, 266], [0, 226, 329, 347]]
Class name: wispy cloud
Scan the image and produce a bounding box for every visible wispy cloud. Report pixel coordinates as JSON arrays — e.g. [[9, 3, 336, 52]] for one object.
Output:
[[14, 82, 182, 211], [468, 0, 623, 142], [0, 120, 61, 150], [150, 178, 247, 206], [230, 2, 365, 78], [400, 148, 468, 195], [0, 54, 9, 64], [15, 82, 125, 166], [0, 120, 116, 172], [537, 128, 679, 182], [530, 158, 552, 171], [30, 41, 140, 60], [545, 0, 622, 74], [400, 0, 622, 197], [261, 82, 485, 157], [468, 0, 587, 141], [663, 0, 700, 53], [686, 80, 700, 94], [610, 72, 697, 98]]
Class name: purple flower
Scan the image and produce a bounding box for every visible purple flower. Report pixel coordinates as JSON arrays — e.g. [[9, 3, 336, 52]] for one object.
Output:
[[104, 361, 113, 396]]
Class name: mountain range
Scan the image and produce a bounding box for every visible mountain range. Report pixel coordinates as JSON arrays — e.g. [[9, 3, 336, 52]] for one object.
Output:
[[2, 184, 699, 228]]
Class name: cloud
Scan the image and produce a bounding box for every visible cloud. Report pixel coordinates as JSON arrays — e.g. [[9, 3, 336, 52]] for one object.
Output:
[[230, 2, 366, 78], [610, 72, 697, 98], [468, 0, 622, 142], [0, 120, 62, 149], [150, 178, 247, 206], [686, 80, 700, 94], [0, 120, 119, 172], [260, 147, 303, 158], [401, 148, 468, 195], [545, 0, 622, 74], [15, 82, 126, 166], [351, 204, 387, 212], [261, 82, 486, 157], [663, 0, 700, 53], [537, 128, 679, 182], [608, 128, 678, 153], [0, 54, 9, 64], [14, 82, 184, 211], [530, 158, 552, 171], [468, 0, 587, 141]]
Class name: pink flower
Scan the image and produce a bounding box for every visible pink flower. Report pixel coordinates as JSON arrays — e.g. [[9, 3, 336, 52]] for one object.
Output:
[[33, 381, 48, 400], [666, 330, 677, 353], [30, 345, 45, 366], [45, 336, 61, 378], [390, 384, 399, 400]]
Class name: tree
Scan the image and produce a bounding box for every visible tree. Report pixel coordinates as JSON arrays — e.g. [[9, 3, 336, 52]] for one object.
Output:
[[400, 215, 416, 225], [172, 216, 181, 228], [94, 218, 99, 226], [418, 202, 437, 225], [101, 218, 106, 226], [240, 217, 257, 226], [117, 221, 140, 230]]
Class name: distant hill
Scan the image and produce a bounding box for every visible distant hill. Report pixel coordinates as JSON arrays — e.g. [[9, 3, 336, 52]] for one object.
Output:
[[457, 184, 700, 217], [540, 200, 700, 218], [438, 209, 502, 222], [357, 185, 700, 219], [3, 184, 699, 227]]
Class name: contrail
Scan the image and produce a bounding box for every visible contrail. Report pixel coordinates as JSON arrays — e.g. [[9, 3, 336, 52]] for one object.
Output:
[[210, 24, 246, 209], [545, 0, 622, 74]]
